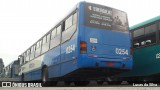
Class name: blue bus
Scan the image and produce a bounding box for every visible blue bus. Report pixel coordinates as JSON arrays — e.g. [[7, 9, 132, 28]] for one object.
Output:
[[5, 60, 20, 78], [0, 58, 5, 78], [18, 1, 132, 86]]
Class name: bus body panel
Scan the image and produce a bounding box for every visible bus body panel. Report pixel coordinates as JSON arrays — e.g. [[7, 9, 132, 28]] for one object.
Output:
[[79, 54, 132, 69], [60, 35, 78, 77], [84, 27, 131, 56], [43, 46, 61, 78], [44, 31, 79, 78], [77, 2, 132, 71], [31, 69, 41, 80], [19, 1, 132, 81]]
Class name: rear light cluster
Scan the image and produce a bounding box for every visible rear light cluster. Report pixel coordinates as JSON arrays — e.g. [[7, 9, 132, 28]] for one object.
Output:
[[80, 41, 87, 54]]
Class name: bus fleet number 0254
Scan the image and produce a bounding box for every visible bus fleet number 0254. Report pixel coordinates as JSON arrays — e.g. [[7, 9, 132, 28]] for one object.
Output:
[[115, 48, 128, 55], [66, 44, 75, 54]]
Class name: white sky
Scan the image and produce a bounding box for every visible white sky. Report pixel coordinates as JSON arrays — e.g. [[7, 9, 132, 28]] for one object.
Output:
[[0, 0, 159, 66]]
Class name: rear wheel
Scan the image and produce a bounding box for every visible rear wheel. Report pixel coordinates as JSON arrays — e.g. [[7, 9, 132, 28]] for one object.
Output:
[[74, 81, 89, 86], [50, 81, 57, 86], [64, 81, 72, 86], [107, 81, 122, 85], [107, 77, 122, 85], [127, 81, 134, 84], [97, 81, 104, 85]]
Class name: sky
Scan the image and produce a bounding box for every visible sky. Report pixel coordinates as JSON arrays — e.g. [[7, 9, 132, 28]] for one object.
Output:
[[0, 0, 159, 66]]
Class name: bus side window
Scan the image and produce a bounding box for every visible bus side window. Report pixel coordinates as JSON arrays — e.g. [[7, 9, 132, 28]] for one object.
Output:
[[73, 12, 77, 24], [35, 40, 42, 57], [23, 53, 26, 64], [41, 36, 46, 54], [42, 33, 50, 53], [133, 28, 145, 48], [42, 36, 46, 45], [47, 33, 50, 43], [62, 12, 77, 43], [65, 15, 73, 30], [144, 23, 156, 45], [133, 23, 157, 48], [50, 28, 57, 49], [51, 28, 56, 39], [30, 45, 35, 60], [133, 28, 144, 38], [50, 25, 61, 49], [57, 25, 62, 35], [25, 49, 30, 62]]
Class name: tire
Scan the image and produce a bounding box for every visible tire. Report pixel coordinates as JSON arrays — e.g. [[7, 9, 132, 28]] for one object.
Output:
[[74, 81, 89, 86], [21, 74, 24, 82], [42, 67, 57, 86], [42, 68, 50, 86], [50, 81, 57, 86], [127, 81, 134, 85], [107, 81, 122, 85], [64, 81, 72, 86], [97, 81, 104, 85]]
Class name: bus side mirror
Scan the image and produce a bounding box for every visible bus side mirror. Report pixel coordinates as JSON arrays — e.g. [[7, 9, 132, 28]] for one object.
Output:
[[146, 40, 151, 44], [134, 43, 139, 46]]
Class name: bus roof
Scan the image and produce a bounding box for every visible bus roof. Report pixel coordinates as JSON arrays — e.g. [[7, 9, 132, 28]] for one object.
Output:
[[129, 15, 160, 30]]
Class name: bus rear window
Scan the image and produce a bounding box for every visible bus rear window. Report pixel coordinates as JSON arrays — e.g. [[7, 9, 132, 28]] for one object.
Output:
[[84, 2, 129, 32]]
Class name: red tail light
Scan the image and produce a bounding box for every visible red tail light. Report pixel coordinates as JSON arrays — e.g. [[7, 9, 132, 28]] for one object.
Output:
[[80, 41, 87, 54]]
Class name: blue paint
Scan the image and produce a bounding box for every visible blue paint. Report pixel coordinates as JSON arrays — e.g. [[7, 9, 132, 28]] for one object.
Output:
[[21, 1, 132, 81]]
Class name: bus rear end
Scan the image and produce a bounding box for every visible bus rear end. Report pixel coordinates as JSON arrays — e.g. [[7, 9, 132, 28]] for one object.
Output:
[[77, 2, 132, 77]]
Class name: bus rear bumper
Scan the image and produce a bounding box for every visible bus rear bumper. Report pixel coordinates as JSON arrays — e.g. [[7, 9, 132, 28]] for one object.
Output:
[[79, 55, 133, 71], [63, 67, 130, 79]]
